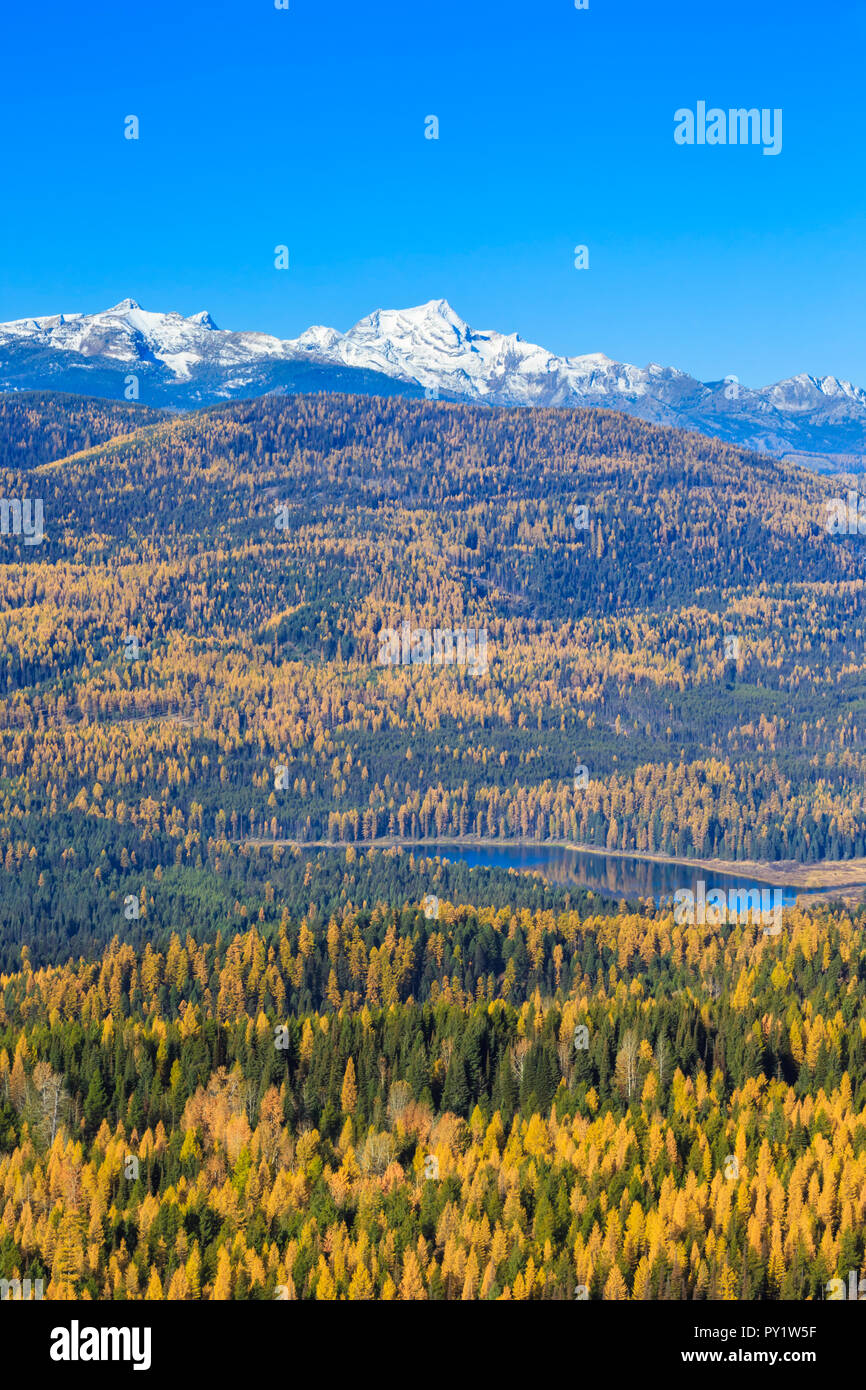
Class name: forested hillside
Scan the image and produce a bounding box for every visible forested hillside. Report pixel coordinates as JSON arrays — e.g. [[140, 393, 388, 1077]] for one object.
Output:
[[1, 873, 864, 1300], [0, 392, 166, 471]]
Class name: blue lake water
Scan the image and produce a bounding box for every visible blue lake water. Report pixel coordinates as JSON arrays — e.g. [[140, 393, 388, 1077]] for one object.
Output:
[[406, 841, 816, 907]]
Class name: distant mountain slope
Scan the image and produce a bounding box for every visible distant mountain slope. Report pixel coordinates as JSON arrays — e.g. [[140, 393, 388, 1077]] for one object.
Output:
[[0, 300, 429, 412], [2, 297, 865, 464]]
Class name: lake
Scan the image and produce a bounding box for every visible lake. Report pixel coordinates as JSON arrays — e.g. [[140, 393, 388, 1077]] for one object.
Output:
[[406, 841, 810, 907]]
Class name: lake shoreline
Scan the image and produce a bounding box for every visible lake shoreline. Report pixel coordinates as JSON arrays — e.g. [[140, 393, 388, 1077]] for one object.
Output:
[[247, 834, 866, 898]]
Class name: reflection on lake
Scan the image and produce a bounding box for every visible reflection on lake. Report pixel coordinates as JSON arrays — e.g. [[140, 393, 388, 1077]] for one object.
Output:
[[414, 842, 806, 907]]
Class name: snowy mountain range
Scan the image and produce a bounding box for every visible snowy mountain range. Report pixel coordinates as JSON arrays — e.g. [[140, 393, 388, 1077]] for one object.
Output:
[[2, 296, 865, 467]]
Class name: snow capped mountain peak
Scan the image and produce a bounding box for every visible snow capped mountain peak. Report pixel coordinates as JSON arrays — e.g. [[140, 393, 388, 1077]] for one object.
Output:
[[311, 300, 576, 401], [365, 297, 463, 327], [347, 299, 473, 349], [105, 298, 142, 314], [407, 298, 466, 328], [289, 324, 344, 355], [765, 372, 866, 413], [426, 297, 458, 314], [0, 298, 300, 381]]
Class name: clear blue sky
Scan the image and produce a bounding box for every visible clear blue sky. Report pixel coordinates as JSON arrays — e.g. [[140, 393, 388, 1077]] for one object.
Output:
[[2, 0, 864, 387]]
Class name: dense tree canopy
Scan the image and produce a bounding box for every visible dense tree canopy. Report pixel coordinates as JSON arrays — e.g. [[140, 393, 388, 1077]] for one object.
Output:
[[1, 390, 865, 1300]]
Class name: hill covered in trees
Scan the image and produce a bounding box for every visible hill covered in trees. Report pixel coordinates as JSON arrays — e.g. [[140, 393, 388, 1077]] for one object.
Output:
[[1, 390, 865, 931], [0, 392, 166, 472], [1, 870, 864, 1300]]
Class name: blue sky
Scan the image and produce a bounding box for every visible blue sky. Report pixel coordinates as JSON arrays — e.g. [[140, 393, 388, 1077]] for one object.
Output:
[[2, 0, 864, 386]]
